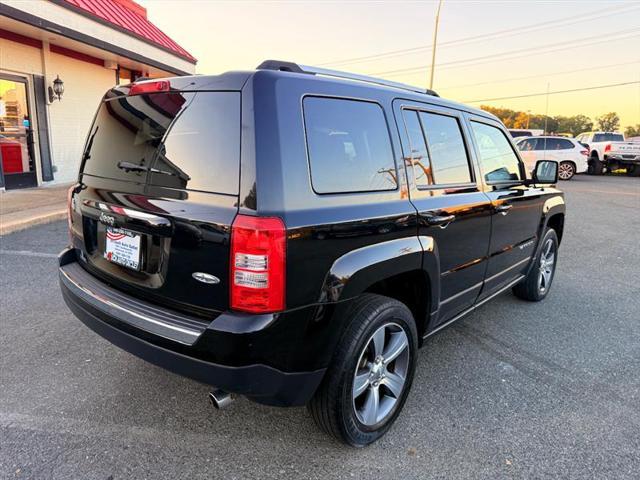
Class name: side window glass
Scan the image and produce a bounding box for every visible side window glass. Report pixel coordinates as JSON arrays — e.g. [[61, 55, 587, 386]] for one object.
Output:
[[534, 138, 548, 151], [520, 139, 535, 151], [303, 97, 397, 194], [548, 139, 561, 150], [471, 122, 522, 183], [559, 139, 574, 150], [419, 112, 472, 184], [402, 110, 433, 186]]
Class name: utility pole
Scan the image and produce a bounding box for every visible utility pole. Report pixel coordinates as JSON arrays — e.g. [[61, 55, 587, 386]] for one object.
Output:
[[429, 0, 444, 90], [544, 82, 550, 135]]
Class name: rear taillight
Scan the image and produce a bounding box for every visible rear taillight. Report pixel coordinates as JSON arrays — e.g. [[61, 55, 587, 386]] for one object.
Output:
[[580, 150, 589, 156], [230, 214, 286, 313], [604, 144, 612, 153], [128, 80, 170, 96]]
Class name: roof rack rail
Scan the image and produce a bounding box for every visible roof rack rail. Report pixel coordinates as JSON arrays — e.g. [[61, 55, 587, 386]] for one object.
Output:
[[256, 60, 439, 97]]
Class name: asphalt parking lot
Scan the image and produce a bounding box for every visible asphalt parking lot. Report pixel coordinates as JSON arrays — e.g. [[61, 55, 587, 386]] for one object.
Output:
[[1, 174, 639, 479]]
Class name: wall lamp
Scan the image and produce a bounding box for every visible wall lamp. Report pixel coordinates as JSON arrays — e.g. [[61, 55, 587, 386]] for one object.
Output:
[[48, 75, 64, 102]]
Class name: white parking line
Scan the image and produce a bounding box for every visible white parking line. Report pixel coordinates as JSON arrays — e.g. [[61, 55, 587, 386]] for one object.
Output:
[[0, 250, 58, 258]]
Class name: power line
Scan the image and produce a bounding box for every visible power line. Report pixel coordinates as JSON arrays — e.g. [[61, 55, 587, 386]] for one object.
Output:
[[371, 29, 640, 77], [437, 60, 640, 91], [462, 80, 640, 103], [317, 4, 639, 67]]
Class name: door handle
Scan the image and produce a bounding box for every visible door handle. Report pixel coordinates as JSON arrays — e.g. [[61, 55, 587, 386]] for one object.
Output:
[[423, 213, 456, 227], [495, 204, 513, 215]]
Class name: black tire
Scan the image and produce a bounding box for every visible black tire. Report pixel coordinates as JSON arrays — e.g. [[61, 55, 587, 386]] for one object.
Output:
[[513, 228, 559, 302], [308, 294, 417, 447], [626, 164, 640, 177], [558, 161, 575, 181], [588, 156, 604, 175]]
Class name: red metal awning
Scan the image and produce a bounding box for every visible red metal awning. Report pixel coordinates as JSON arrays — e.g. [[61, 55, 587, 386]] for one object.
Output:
[[60, 0, 196, 63]]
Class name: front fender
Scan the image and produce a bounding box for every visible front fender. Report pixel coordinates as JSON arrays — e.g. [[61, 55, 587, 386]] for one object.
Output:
[[541, 194, 565, 235], [319, 236, 437, 305], [526, 193, 565, 276]]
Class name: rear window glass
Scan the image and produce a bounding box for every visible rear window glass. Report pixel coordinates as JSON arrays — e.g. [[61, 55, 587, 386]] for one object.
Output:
[[593, 133, 624, 142], [303, 97, 397, 194], [81, 91, 240, 194]]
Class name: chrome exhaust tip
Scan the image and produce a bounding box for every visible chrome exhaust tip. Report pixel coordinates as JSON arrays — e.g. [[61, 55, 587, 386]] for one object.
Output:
[[209, 389, 234, 409]]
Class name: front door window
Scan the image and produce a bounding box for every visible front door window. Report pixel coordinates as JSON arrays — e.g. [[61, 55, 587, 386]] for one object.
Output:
[[0, 78, 37, 189]]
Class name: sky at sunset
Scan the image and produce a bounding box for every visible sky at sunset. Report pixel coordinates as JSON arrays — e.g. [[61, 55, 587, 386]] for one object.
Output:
[[139, 0, 640, 128]]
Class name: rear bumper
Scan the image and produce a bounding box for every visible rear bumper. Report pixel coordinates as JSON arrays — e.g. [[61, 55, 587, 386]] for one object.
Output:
[[59, 248, 325, 406], [605, 154, 640, 164]]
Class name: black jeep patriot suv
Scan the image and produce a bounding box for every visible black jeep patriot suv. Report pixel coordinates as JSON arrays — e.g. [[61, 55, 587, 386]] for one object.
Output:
[[59, 61, 565, 446]]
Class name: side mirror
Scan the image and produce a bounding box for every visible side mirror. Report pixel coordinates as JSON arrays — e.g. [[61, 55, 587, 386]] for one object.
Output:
[[532, 160, 558, 184]]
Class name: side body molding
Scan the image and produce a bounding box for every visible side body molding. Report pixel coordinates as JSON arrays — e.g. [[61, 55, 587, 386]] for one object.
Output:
[[319, 236, 439, 308]]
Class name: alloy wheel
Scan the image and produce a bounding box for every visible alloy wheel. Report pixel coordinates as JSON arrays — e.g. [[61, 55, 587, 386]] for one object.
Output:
[[558, 162, 574, 180], [538, 238, 556, 294], [352, 322, 410, 426]]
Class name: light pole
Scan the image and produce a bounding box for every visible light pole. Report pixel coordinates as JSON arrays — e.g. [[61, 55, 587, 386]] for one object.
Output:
[[429, 0, 444, 90], [544, 82, 550, 135]]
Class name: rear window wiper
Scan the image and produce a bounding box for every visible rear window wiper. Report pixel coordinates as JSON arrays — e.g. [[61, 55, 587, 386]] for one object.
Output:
[[116, 161, 180, 177]]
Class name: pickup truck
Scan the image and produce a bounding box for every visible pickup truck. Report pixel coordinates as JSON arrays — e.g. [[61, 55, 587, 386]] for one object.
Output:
[[575, 132, 640, 176]]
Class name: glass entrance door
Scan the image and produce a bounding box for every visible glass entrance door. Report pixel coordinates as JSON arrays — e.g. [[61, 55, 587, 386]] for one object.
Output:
[[0, 77, 38, 189]]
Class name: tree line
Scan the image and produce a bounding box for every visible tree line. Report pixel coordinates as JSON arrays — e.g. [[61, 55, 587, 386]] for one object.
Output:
[[480, 106, 640, 138]]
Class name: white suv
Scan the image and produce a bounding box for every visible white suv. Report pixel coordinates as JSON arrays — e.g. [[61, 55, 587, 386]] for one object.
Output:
[[515, 136, 588, 180]]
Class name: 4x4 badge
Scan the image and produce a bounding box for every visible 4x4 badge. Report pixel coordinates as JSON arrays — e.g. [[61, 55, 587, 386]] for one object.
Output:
[[192, 272, 220, 285]]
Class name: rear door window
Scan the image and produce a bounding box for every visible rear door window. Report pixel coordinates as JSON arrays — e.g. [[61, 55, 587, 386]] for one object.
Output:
[[471, 122, 522, 183], [303, 96, 397, 194], [418, 112, 472, 185], [403, 110, 433, 187], [534, 138, 548, 150]]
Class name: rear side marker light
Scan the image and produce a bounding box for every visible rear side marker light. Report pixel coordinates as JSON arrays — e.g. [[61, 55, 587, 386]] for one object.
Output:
[[230, 215, 286, 313], [128, 80, 170, 96], [67, 185, 75, 242]]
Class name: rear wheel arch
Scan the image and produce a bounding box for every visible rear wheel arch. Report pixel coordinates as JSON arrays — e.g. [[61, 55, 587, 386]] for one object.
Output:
[[364, 269, 431, 343], [318, 238, 439, 347]]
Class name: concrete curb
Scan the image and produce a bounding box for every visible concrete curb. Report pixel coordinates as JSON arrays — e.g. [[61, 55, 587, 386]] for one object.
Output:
[[0, 209, 67, 236]]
